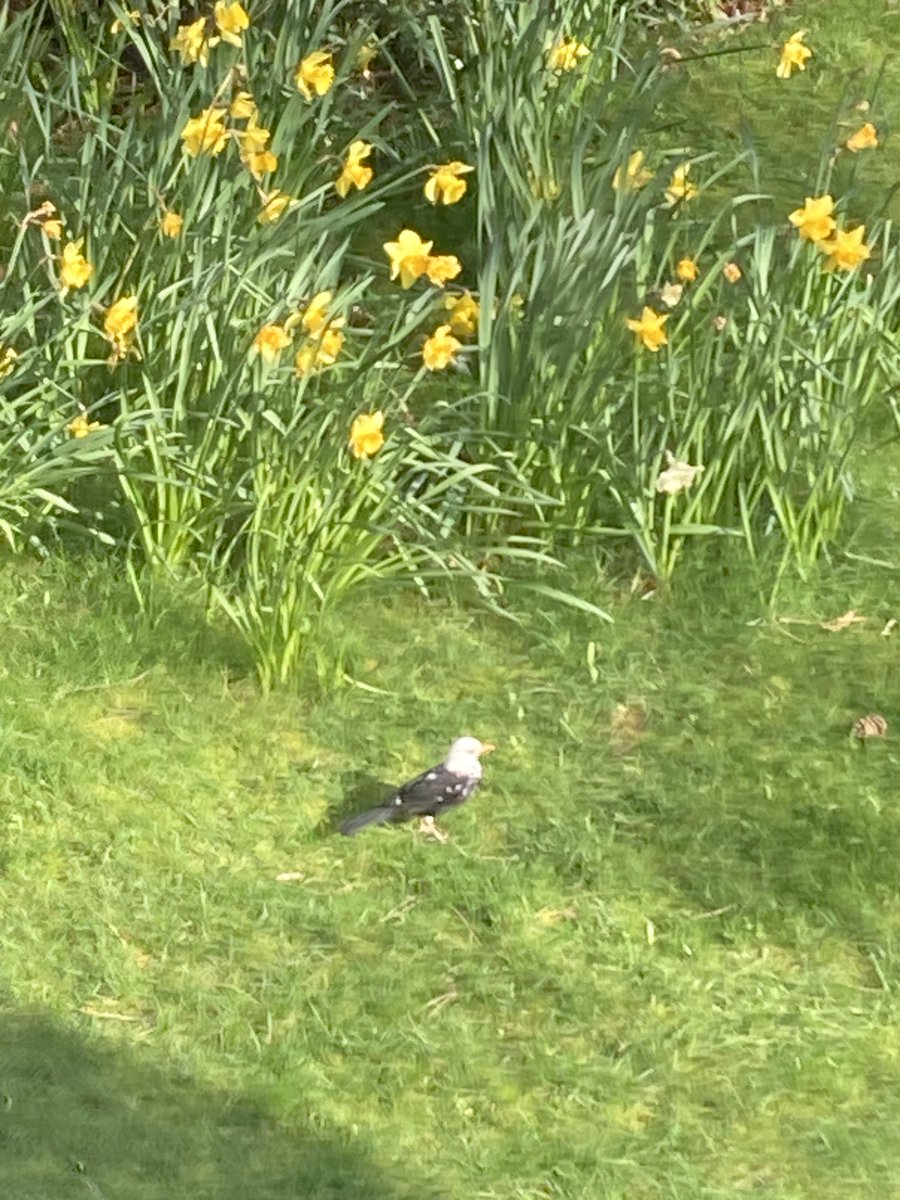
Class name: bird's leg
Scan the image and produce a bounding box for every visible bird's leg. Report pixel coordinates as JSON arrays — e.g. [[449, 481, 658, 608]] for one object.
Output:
[[418, 815, 450, 843]]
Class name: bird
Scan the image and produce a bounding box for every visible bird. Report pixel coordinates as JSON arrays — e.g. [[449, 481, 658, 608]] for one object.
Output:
[[339, 736, 495, 841]]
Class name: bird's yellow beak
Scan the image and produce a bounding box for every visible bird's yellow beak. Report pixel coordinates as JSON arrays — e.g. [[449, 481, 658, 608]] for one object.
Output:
[[480, 741, 496, 754]]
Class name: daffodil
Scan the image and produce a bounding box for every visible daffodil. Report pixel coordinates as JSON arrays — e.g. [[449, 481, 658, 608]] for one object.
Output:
[[819, 225, 871, 272], [723, 262, 742, 283], [425, 255, 462, 287], [230, 91, 257, 120], [315, 328, 345, 365], [238, 123, 277, 177], [243, 150, 278, 179], [253, 324, 292, 363], [788, 194, 835, 243], [258, 190, 294, 223], [384, 229, 434, 289], [664, 163, 698, 206], [349, 411, 384, 459], [659, 282, 683, 309], [170, 17, 213, 67], [238, 122, 271, 156], [335, 141, 373, 198], [776, 30, 812, 79], [294, 329, 345, 375], [0, 346, 18, 378], [68, 412, 105, 438], [160, 211, 183, 238], [656, 451, 703, 495], [626, 306, 668, 352], [548, 37, 589, 72], [295, 50, 334, 100], [25, 200, 63, 239], [110, 9, 140, 33], [301, 291, 344, 336], [104, 295, 138, 362], [424, 161, 474, 205], [444, 291, 479, 337], [676, 257, 699, 282], [846, 122, 878, 152], [181, 107, 229, 157], [612, 150, 653, 191], [59, 240, 93, 289], [214, 1, 249, 47], [423, 325, 461, 371]]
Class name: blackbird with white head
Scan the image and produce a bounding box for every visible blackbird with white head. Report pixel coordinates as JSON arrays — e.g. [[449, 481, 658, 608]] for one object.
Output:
[[340, 736, 495, 841]]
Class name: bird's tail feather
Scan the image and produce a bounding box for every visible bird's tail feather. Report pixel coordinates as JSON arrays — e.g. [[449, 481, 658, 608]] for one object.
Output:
[[340, 805, 396, 837]]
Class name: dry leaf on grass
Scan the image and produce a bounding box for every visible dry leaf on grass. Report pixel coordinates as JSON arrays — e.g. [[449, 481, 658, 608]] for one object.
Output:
[[821, 609, 866, 632], [853, 714, 888, 740]]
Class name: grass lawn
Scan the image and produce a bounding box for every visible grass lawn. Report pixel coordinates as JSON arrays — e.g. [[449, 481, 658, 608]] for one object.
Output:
[[0, 1, 898, 1196], [666, 0, 900, 221], [0, 439, 897, 1199]]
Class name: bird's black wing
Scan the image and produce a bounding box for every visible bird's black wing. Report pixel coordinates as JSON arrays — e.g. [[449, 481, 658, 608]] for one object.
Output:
[[390, 762, 478, 818]]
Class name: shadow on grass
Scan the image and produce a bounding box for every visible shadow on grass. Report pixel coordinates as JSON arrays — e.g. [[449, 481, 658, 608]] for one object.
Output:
[[0, 1007, 442, 1200], [326, 771, 397, 833]]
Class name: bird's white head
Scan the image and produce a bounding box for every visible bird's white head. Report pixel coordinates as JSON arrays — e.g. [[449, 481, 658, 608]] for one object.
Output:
[[444, 736, 496, 777]]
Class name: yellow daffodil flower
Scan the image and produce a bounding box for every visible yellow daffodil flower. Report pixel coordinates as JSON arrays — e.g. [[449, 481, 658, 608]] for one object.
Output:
[[349, 411, 384, 459], [425, 255, 462, 287], [296, 50, 334, 100], [104, 295, 139, 363], [424, 161, 474, 205], [846, 122, 878, 152], [68, 412, 105, 438], [664, 163, 698, 206], [384, 229, 434, 288], [315, 328, 344, 365], [170, 18, 214, 67], [293, 344, 318, 376], [819, 225, 871, 272], [253, 324, 292, 363], [723, 262, 742, 283], [294, 329, 345, 376], [444, 291, 479, 337], [230, 91, 257, 120], [548, 37, 589, 72], [110, 9, 140, 33], [25, 200, 63, 239], [104, 295, 138, 340], [243, 150, 277, 179], [335, 141, 374, 198], [423, 325, 462, 371], [788, 194, 835, 243], [626, 306, 668, 352], [59, 240, 93, 289], [214, 1, 249, 47], [776, 31, 812, 79], [181, 107, 229, 157], [656, 451, 704, 495], [676, 257, 699, 281], [612, 150, 653, 191], [300, 291, 345, 336], [237, 121, 271, 156], [258, 190, 294, 223], [160, 211, 183, 238], [0, 346, 18, 378]]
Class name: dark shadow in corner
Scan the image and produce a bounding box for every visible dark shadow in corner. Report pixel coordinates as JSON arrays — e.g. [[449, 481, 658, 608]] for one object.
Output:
[[0, 1007, 445, 1200]]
